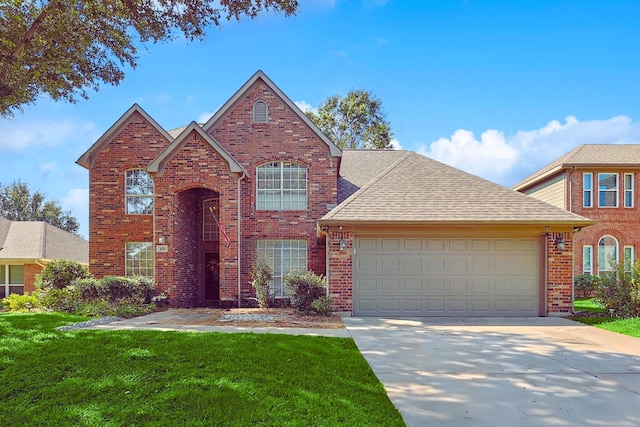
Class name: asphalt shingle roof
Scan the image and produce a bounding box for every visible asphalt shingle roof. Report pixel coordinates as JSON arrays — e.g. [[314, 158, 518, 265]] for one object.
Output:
[[325, 150, 594, 225]]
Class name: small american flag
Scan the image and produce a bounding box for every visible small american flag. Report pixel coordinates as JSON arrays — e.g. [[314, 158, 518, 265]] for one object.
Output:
[[210, 207, 231, 248]]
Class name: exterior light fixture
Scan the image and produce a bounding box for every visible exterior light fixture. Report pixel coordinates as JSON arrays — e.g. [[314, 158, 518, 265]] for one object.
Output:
[[158, 236, 165, 244], [555, 236, 566, 251], [339, 239, 347, 251]]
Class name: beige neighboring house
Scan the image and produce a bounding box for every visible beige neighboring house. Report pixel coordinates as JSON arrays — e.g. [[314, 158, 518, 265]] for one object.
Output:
[[0, 217, 89, 298]]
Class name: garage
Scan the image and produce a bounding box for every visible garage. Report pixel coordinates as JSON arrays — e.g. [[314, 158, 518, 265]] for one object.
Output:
[[353, 237, 540, 317]]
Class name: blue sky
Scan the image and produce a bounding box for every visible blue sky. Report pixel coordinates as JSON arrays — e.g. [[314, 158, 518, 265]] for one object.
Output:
[[1, 0, 639, 238]]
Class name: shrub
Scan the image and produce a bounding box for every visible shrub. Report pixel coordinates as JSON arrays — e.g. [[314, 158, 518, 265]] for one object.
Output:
[[1, 293, 39, 312], [250, 263, 274, 308], [595, 259, 640, 318], [35, 259, 92, 290], [101, 276, 157, 304], [37, 286, 83, 313], [574, 274, 599, 298], [284, 270, 330, 315]]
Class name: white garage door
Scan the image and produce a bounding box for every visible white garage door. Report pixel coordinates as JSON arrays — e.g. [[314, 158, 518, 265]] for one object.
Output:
[[353, 237, 540, 317]]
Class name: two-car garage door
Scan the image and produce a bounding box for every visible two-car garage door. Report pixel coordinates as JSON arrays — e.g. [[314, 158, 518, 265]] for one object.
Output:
[[353, 237, 540, 317]]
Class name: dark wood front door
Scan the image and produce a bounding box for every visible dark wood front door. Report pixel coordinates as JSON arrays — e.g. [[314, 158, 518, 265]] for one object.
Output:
[[204, 252, 220, 302]]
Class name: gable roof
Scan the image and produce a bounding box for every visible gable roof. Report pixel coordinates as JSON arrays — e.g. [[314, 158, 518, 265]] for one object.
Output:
[[148, 122, 246, 175], [0, 217, 88, 263], [512, 144, 640, 191], [76, 104, 173, 169], [203, 70, 342, 158], [321, 150, 595, 226]]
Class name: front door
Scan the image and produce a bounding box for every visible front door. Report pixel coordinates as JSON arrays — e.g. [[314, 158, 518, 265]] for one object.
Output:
[[204, 252, 220, 302]]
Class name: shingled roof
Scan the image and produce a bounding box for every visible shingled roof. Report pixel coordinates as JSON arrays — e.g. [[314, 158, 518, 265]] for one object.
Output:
[[0, 217, 88, 263], [322, 150, 595, 225], [512, 144, 640, 191]]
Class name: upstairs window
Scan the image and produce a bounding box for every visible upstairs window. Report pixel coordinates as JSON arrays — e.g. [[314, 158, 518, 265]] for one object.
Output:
[[203, 198, 219, 242], [253, 100, 268, 123], [256, 162, 307, 210], [598, 173, 618, 208], [583, 173, 592, 207], [598, 235, 618, 272], [624, 173, 634, 208], [126, 169, 154, 214]]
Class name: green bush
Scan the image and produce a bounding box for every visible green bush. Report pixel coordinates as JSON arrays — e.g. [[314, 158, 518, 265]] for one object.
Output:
[[1, 293, 39, 311], [595, 259, 640, 318], [37, 286, 83, 313], [284, 270, 331, 315], [250, 263, 274, 308], [574, 273, 599, 298], [101, 276, 157, 304], [35, 259, 92, 290]]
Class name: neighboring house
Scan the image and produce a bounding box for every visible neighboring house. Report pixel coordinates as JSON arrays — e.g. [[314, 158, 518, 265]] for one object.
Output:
[[0, 217, 89, 298], [77, 70, 594, 317], [512, 144, 640, 278]]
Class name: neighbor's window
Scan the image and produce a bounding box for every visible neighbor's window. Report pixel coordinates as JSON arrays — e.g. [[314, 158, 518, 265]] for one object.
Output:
[[598, 235, 618, 272], [126, 169, 154, 214], [256, 162, 307, 210], [253, 100, 268, 123], [582, 246, 593, 275], [125, 242, 154, 277], [256, 240, 307, 298], [598, 173, 618, 207], [624, 173, 634, 208], [0, 264, 24, 298], [583, 173, 593, 207], [623, 246, 634, 272]]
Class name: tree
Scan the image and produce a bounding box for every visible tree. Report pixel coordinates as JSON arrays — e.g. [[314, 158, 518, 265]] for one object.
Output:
[[0, 180, 79, 234], [306, 89, 394, 149], [0, 0, 299, 117]]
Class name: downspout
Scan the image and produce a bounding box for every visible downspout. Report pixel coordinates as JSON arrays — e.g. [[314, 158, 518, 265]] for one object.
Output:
[[568, 165, 576, 307], [237, 171, 246, 308], [318, 226, 330, 298]]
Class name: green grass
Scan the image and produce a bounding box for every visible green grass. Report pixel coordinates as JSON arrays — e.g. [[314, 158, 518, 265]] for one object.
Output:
[[572, 298, 640, 338], [0, 313, 404, 427]]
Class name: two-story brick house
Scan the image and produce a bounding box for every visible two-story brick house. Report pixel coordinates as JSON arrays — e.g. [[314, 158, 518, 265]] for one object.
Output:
[[77, 70, 595, 317], [512, 144, 640, 276]]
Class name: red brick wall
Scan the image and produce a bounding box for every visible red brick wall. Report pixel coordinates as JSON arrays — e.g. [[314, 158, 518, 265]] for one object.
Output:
[[22, 263, 42, 293], [325, 229, 354, 312], [546, 231, 574, 315]]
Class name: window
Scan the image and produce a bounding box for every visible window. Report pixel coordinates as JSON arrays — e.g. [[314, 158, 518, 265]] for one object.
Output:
[[0, 264, 24, 298], [598, 173, 618, 207], [624, 173, 634, 208], [624, 246, 634, 272], [125, 242, 154, 277], [256, 162, 307, 210], [203, 198, 219, 242], [582, 246, 593, 275], [126, 169, 154, 214], [253, 100, 268, 123], [256, 240, 307, 298], [598, 235, 618, 272], [583, 173, 593, 207]]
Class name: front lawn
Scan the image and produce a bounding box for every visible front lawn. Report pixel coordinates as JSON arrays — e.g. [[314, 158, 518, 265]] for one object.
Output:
[[572, 298, 640, 338], [0, 313, 404, 426]]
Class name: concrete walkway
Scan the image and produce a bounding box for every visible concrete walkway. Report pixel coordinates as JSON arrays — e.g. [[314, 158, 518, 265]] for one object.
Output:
[[343, 317, 640, 427]]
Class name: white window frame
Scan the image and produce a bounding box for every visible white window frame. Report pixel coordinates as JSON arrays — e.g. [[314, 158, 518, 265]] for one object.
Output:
[[598, 173, 618, 208], [624, 173, 634, 208], [598, 235, 619, 273], [583, 173, 593, 208], [256, 240, 307, 298], [0, 264, 25, 298], [623, 246, 634, 272], [582, 245, 593, 275], [253, 100, 268, 123], [125, 242, 154, 277], [256, 162, 307, 211], [125, 169, 154, 215], [202, 198, 219, 242]]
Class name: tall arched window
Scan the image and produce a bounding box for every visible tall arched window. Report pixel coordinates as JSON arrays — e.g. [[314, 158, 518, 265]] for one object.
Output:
[[253, 100, 268, 123], [598, 235, 618, 272]]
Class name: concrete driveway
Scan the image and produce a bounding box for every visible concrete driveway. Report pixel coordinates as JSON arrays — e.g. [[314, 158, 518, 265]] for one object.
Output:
[[343, 317, 640, 427]]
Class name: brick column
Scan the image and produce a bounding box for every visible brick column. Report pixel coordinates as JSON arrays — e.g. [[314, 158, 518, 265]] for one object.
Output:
[[546, 231, 574, 315], [327, 227, 353, 313]]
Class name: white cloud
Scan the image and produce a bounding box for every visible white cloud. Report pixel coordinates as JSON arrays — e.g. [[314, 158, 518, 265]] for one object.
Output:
[[38, 162, 57, 177], [390, 138, 402, 150], [294, 101, 316, 115], [0, 119, 98, 152], [418, 116, 640, 186], [197, 112, 214, 123]]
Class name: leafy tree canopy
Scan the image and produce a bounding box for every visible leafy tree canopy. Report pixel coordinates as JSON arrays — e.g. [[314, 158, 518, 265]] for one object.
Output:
[[0, 0, 299, 117], [306, 89, 394, 149], [0, 180, 80, 234]]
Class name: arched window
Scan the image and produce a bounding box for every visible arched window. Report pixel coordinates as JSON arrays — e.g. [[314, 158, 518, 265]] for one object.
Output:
[[253, 100, 268, 123], [598, 235, 618, 272], [125, 169, 153, 214], [256, 161, 307, 210]]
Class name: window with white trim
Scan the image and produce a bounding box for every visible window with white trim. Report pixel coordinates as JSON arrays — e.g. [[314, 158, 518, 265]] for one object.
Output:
[[256, 240, 307, 298], [256, 162, 307, 210], [598, 173, 618, 207], [583, 173, 593, 207], [624, 173, 634, 208], [125, 242, 154, 277], [623, 246, 634, 272], [126, 169, 154, 214], [0, 264, 24, 298], [253, 100, 268, 123], [582, 246, 593, 275], [203, 198, 219, 242], [598, 235, 618, 272]]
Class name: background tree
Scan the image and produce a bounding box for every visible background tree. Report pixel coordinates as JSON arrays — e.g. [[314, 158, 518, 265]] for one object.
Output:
[[306, 89, 394, 149], [0, 180, 79, 234], [0, 0, 299, 117]]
